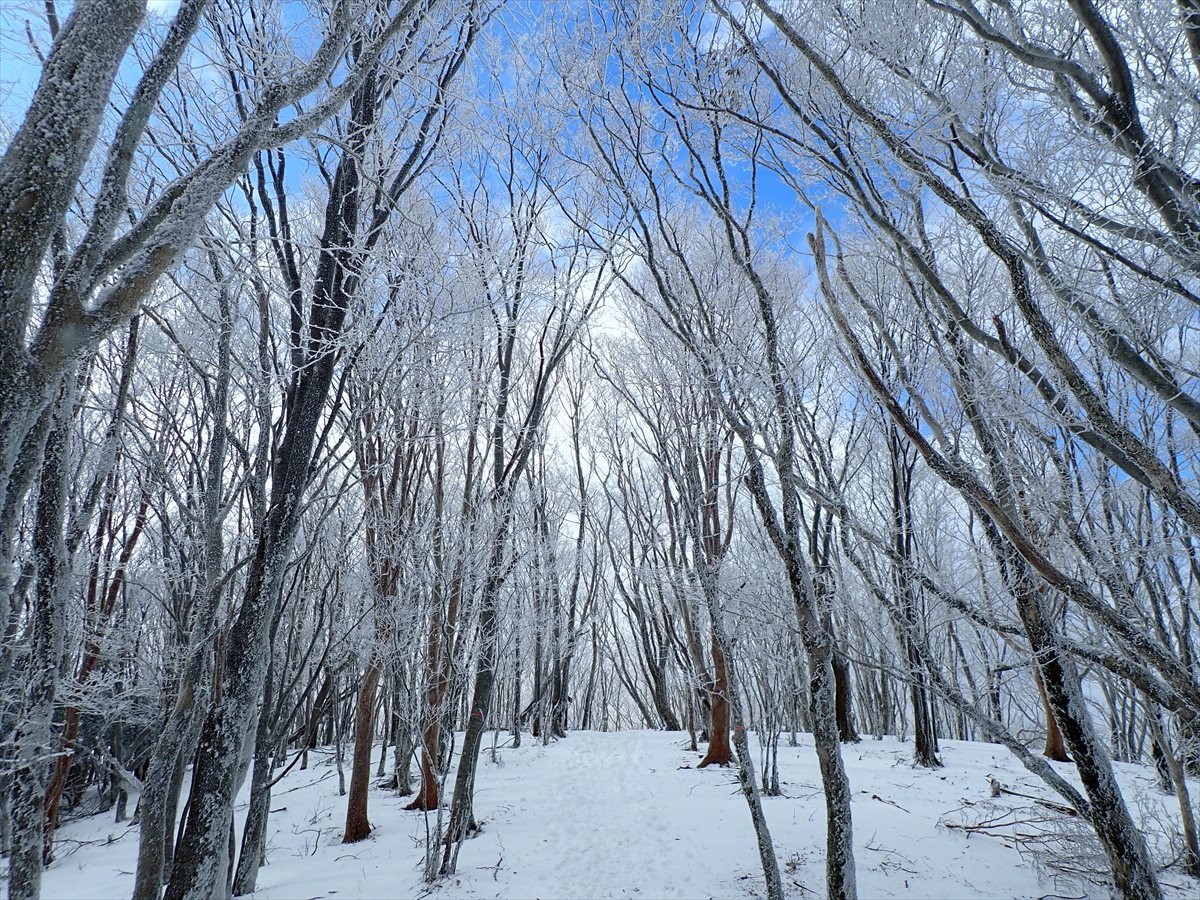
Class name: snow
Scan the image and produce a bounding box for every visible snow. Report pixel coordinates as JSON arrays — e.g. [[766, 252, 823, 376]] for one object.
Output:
[[36, 731, 1200, 899]]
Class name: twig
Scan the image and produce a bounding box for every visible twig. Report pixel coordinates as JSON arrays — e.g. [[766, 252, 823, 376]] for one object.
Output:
[[870, 793, 911, 813]]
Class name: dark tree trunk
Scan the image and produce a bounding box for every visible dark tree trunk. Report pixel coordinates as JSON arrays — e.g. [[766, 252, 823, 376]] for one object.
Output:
[[441, 513, 512, 868], [649, 662, 682, 731], [231, 711, 273, 895], [511, 628, 523, 748], [908, 668, 941, 768], [305, 673, 333, 753], [832, 651, 859, 744]]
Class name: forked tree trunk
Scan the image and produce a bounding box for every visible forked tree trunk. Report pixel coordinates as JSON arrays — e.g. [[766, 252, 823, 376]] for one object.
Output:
[[0, 0, 144, 578], [409, 435, 466, 812], [409, 591, 456, 812], [409, 721, 443, 810]]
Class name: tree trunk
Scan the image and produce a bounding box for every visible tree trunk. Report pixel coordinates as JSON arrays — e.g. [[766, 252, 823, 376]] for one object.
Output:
[[441, 516, 511, 872], [134, 263, 233, 900], [831, 651, 859, 744], [42, 706, 82, 862], [344, 649, 385, 842], [408, 721, 443, 810], [0, 0, 144, 574], [649, 670, 682, 732], [511, 629, 523, 748], [908, 671, 941, 769], [807, 640, 858, 900], [1147, 710, 1200, 876], [713, 623, 782, 900], [942, 314, 1162, 899], [164, 68, 382, 896], [132, 710, 201, 900], [1019, 592, 1161, 899], [44, 485, 150, 857], [698, 635, 732, 767], [6, 382, 72, 900], [408, 542, 463, 811], [408, 593, 455, 812], [231, 712, 273, 895], [1032, 664, 1071, 763]]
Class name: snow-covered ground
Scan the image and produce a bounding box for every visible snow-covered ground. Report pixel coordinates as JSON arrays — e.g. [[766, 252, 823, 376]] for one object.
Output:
[[37, 731, 1200, 899]]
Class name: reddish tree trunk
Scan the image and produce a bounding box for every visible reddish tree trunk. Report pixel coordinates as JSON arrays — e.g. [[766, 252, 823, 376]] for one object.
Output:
[[1033, 663, 1071, 762], [344, 650, 385, 842], [43, 491, 148, 861], [42, 707, 82, 860], [698, 635, 732, 767], [407, 721, 442, 810], [408, 593, 456, 811]]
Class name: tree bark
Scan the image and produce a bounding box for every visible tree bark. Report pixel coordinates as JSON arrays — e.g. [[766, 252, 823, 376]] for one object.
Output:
[[6, 380, 72, 900], [1018, 590, 1161, 899], [441, 512, 512, 868], [0, 0, 144, 559], [344, 650, 385, 842], [1032, 665, 1071, 763], [831, 651, 859, 745], [231, 702, 274, 895], [698, 635, 732, 767]]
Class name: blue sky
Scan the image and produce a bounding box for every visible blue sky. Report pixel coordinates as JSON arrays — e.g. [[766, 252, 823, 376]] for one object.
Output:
[[0, 0, 181, 127]]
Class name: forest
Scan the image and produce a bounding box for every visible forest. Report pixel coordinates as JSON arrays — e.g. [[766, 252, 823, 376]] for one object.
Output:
[[1, 1, 1198, 898]]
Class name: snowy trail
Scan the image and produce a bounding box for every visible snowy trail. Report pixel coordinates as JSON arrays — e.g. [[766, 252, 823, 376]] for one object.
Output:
[[467, 732, 752, 899], [35, 730, 1200, 900]]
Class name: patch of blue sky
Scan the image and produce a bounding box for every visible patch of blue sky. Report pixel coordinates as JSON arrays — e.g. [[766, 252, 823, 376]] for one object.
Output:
[[1, 1, 184, 119], [0, 2, 53, 128]]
